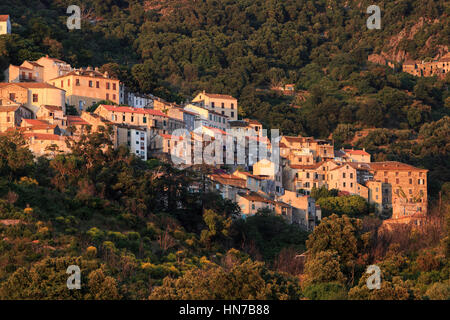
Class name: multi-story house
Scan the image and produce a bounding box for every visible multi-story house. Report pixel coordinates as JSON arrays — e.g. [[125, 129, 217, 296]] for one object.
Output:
[[280, 136, 334, 162], [0, 82, 66, 115], [23, 133, 69, 157], [252, 158, 283, 195], [282, 162, 325, 194], [119, 85, 154, 108], [4, 56, 72, 83], [192, 91, 238, 121], [209, 173, 247, 202], [4, 61, 44, 83], [50, 67, 120, 112], [369, 161, 428, 220], [402, 53, 450, 78], [184, 103, 228, 131], [36, 105, 68, 129], [35, 55, 72, 83], [277, 190, 320, 231], [342, 148, 371, 163], [115, 124, 148, 160], [94, 104, 183, 151], [0, 99, 33, 132], [228, 118, 263, 138], [0, 15, 11, 34]]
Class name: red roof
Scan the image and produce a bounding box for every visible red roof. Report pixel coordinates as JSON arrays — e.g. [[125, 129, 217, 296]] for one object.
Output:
[[23, 133, 64, 141], [290, 162, 323, 170], [0, 15, 9, 22], [22, 119, 49, 126], [202, 92, 236, 100], [0, 82, 63, 90], [344, 149, 370, 156], [101, 105, 167, 117], [369, 161, 427, 172], [160, 134, 183, 140], [67, 116, 89, 126]]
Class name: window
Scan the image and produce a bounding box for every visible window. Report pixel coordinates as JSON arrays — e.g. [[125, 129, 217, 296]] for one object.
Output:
[[61, 80, 64, 88], [89, 81, 93, 87], [106, 82, 110, 90], [350, 173, 353, 179], [396, 178, 399, 184], [106, 93, 109, 100], [343, 182, 346, 187], [122, 115, 125, 121], [143, 117, 147, 124], [112, 83, 116, 90], [131, 115, 134, 122], [221, 102, 224, 108], [76, 79, 80, 86], [9, 93, 15, 101], [96, 81, 99, 88], [231, 112, 234, 118], [112, 94, 116, 100], [6, 116, 11, 122], [409, 178, 412, 184], [68, 79, 70, 86], [29, 72, 32, 79], [211, 102, 215, 108], [32, 94, 38, 102], [343, 173, 346, 178], [231, 103, 234, 109]]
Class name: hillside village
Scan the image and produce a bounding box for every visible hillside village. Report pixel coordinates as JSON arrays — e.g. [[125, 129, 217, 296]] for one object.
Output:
[[0, 40, 430, 231]]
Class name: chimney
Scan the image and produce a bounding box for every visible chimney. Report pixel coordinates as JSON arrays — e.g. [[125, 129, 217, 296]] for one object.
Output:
[[104, 71, 109, 78], [95, 67, 99, 72], [87, 66, 92, 71]]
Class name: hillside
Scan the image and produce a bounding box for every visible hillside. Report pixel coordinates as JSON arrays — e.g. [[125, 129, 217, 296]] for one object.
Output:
[[0, 0, 449, 300]]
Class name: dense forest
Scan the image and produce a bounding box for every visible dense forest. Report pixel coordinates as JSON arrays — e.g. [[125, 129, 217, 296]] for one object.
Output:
[[0, 0, 449, 299]]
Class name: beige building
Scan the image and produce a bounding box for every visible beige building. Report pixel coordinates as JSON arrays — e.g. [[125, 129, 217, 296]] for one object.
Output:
[[343, 148, 371, 163], [402, 54, 450, 78], [280, 136, 334, 162], [278, 190, 319, 230], [0, 99, 33, 132], [23, 132, 69, 157], [50, 68, 120, 112], [4, 61, 44, 83], [369, 161, 427, 219], [0, 15, 11, 35], [192, 91, 238, 120], [35, 55, 72, 83], [0, 82, 65, 115]]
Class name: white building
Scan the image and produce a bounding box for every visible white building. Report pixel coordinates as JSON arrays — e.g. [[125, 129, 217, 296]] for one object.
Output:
[[0, 15, 11, 35]]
